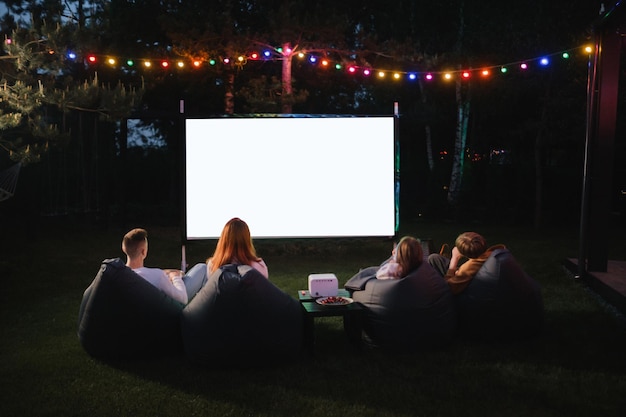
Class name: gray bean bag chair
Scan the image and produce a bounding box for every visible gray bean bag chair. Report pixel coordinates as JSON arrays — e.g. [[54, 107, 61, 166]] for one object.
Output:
[[345, 262, 457, 351], [181, 264, 303, 367], [454, 248, 544, 340], [77, 258, 185, 359]]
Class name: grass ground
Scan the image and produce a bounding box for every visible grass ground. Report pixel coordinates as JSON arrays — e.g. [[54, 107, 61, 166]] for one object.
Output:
[[1, 216, 625, 417]]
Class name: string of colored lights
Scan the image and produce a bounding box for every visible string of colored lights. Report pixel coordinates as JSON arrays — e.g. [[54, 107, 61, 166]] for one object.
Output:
[[5, 37, 593, 82]]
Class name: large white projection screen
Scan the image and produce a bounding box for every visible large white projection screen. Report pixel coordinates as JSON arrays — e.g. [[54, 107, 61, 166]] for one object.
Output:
[[184, 116, 396, 239]]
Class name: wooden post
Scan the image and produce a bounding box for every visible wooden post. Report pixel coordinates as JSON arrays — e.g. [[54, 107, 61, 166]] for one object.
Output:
[[586, 29, 622, 272]]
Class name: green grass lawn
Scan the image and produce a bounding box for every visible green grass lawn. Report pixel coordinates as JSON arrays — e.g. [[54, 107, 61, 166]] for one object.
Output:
[[1, 217, 625, 417]]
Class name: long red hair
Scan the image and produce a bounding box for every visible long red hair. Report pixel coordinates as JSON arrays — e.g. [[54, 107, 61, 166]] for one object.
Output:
[[208, 217, 261, 273]]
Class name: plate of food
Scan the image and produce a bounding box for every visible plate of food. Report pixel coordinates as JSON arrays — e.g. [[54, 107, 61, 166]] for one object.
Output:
[[315, 296, 354, 306]]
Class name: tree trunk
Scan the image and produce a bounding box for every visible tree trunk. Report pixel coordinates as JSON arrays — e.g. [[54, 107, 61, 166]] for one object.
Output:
[[534, 70, 553, 229], [447, 77, 470, 207], [281, 42, 293, 114], [77, 0, 85, 28], [534, 127, 544, 229], [418, 78, 435, 172], [447, 0, 469, 210], [224, 72, 235, 115]]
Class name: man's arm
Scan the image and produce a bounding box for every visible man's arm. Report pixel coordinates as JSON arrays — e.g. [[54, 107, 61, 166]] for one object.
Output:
[[160, 270, 188, 304], [445, 247, 463, 278]]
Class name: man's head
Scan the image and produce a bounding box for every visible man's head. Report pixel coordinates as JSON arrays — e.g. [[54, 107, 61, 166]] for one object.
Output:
[[122, 228, 148, 260], [455, 232, 486, 258]]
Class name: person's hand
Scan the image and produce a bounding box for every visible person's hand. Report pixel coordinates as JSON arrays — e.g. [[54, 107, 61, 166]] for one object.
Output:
[[166, 269, 183, 281], [448, 247, 463, 271], [450, 247, 462, 262]]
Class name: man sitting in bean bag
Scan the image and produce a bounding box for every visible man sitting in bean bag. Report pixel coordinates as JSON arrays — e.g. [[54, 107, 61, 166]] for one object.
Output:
[[77, 258, 186, 360]]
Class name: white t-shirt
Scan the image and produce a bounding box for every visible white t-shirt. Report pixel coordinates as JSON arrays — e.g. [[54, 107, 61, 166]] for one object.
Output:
[[133, 267, 188, 304]]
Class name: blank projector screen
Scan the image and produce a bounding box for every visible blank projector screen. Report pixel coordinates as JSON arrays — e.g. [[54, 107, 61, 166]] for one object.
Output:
[[184, 116, 396, 239]]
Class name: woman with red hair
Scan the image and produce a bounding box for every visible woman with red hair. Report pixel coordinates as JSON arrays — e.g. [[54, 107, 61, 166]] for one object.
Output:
[[207, 217, 269, 278]]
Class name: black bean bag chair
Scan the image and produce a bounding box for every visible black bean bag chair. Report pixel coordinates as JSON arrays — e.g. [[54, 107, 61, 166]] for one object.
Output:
[[77, 258, 185, 359], [344, 262, 457, 352], [455, 248, 544, 341], [181, 264, 303, 367]]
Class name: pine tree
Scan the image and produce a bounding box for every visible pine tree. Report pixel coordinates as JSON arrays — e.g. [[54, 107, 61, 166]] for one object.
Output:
[[0, 1, 142, 165]]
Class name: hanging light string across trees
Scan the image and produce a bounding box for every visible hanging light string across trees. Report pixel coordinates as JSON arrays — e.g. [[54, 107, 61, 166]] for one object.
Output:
[[3, 37, 593, 83]]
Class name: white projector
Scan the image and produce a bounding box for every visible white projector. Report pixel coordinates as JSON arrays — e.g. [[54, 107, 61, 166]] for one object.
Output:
[[308, 273, 339, 297]]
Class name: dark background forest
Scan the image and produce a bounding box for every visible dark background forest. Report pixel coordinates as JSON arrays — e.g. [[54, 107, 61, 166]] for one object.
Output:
[[0, 0, 624, 231]]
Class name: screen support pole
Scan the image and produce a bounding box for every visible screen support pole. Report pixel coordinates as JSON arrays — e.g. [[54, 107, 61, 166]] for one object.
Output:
[[394, 101, 400, 239], [181, 244, 187, 273], [180, 99, 187, 272]]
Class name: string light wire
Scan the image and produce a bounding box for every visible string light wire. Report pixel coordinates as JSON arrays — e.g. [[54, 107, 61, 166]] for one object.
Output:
[[2, 38, 592, 82]]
